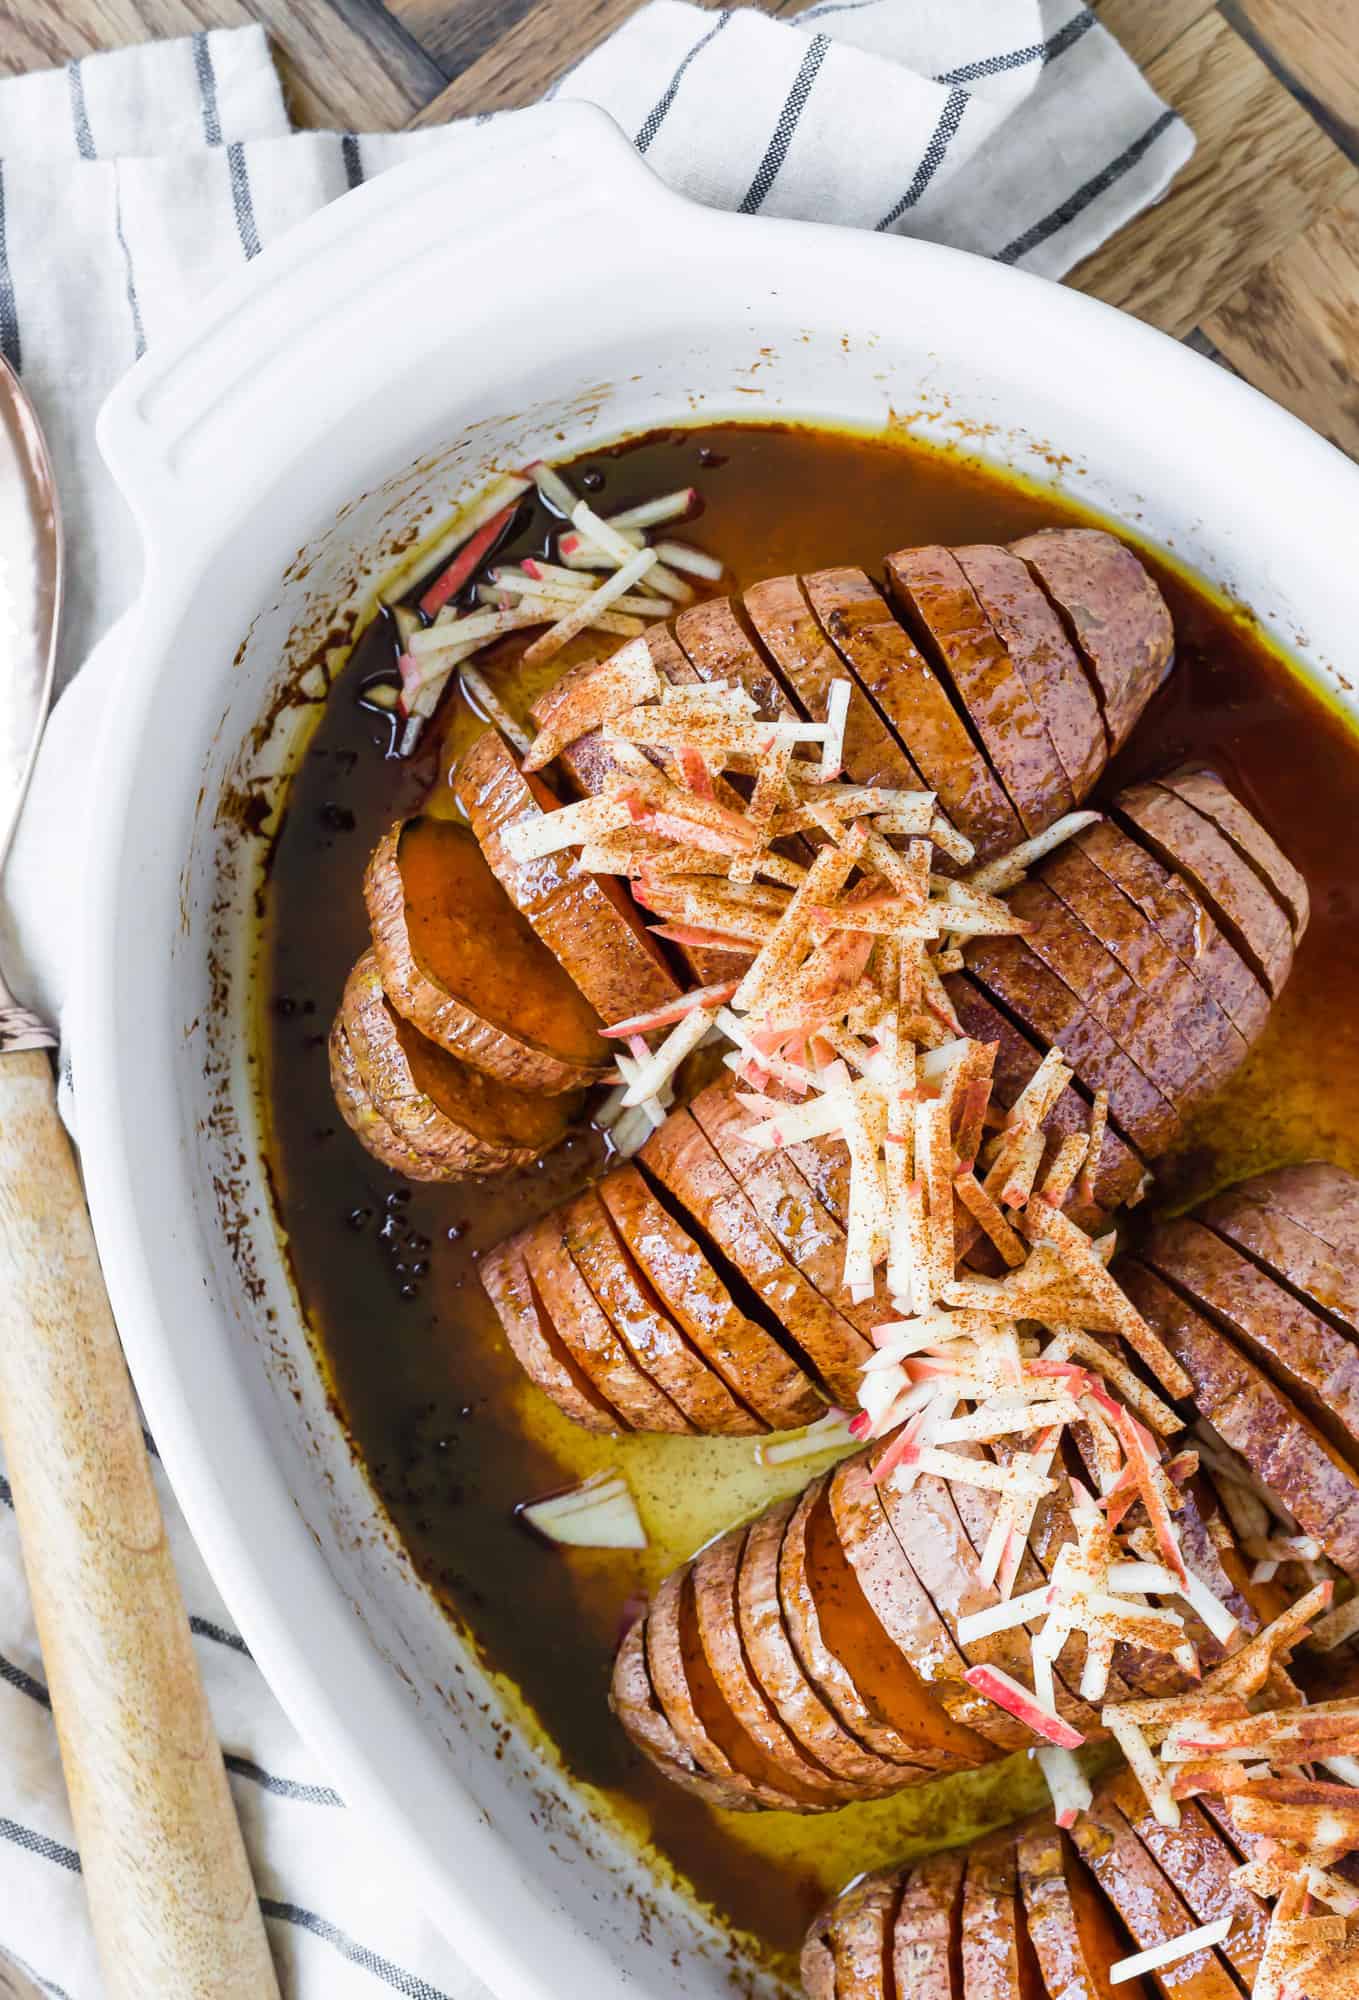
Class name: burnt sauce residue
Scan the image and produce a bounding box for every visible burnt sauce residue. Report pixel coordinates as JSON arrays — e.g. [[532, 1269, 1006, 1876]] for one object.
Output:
[[259, 424, 1359, 1979]]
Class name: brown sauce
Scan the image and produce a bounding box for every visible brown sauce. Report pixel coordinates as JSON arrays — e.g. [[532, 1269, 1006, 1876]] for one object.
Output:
[[258, 422, 1359, 1984]]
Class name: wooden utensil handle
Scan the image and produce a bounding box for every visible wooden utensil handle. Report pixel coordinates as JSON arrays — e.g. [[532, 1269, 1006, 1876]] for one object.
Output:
[[0, 1050, 279, 1999]]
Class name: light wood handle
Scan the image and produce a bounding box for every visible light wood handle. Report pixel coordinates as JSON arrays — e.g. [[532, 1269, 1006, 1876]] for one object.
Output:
[[0, 1050, 279, 1999]]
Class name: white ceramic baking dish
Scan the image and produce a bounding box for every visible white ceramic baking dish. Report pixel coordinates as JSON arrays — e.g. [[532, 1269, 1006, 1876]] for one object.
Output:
[[77, 102, 1359, 2000]]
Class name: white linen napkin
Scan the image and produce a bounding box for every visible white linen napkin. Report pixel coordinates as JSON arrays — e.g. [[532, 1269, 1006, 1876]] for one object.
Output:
[[0, 10, 1191, 1997]]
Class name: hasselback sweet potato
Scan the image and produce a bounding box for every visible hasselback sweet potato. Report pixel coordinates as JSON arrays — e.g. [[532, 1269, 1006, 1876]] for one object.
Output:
[[805, 1780, 1264, 2000]]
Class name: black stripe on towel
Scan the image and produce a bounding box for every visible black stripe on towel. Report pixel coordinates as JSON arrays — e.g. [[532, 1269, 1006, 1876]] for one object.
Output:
[[66, 61, 95, 160], [0, 1653, 49, 1707], [226, 140, 262, 260], [875, 84, 968, 231], [738, 32, 831, 214], [189, 1614, 252, 1657], [996, 106, 1178, 263], [0, 1817, 80, 1874], [224, 1756, 343, 1807], [193, 30, 223, 146], [937, 7, 1095, 84], [0, 166, 21, 374], [260, 1903, 458, 2000], [636, 10, 734, 155], [341, 133, 365, 191]]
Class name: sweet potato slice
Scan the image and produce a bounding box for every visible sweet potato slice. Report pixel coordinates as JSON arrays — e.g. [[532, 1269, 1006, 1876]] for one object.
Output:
[[830, 1454, 1002, 1759], [691, 1526, 854, 1806], [364, 817, 608, 1093], [609, 1615, 755, 1812], [945, 974, 1149, 1212], [892, 1851, 965, 2000], [342, 953, 573, 1175], [887, 543, 1075, 836], [963, 932, 1183, 1160], [598, 1165, 819, 1430], [744, 571, 924, 790], [1069, 1792, 1242, 2000], [640, 1109, 871, 1405], [1140, 1216, 1359, 1464], [738, 1499, 908, 1794], [329, 1014, 439, 1179], [560, 1188, 758, 1434], [1115, 782, 1294, 1000], [1248, 1160, 1359, 1274], [519, 1215, 686, 1432], [1018, 1824, 1151, 2000], [828, 1870, 900, 2000], [1203, 1170, 1359, 1340], [1160, 767, 1309, 941], [1104, 1771, 1270, 1993], [801, 1917, 838, 2000], [1118, 1259, 1359, 1576], [642, 1566, 781, 1808], [673, 596, 794, 715], [969, 1827, 1049, 2000], [480, 1238, 617, 1432], [1007, 877, 1212, 1112], [1076, 816, 1270, 1045], [803, 565, 1021, 860], [455, 727, 681, 1025], [780, 1474, 949, 1771], [954, 543, 1105, 801], [1009, 527, 1172, 754], [689, 1077, 884, 1340], [1039, 842, 1247, 1090]]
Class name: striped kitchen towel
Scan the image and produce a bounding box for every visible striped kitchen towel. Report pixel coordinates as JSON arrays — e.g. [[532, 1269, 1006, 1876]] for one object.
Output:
[[0, 9, 1190, 2000]]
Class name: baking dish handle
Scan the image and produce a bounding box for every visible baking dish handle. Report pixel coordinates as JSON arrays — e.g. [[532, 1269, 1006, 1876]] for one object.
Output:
[[96, 103, 690, 544]]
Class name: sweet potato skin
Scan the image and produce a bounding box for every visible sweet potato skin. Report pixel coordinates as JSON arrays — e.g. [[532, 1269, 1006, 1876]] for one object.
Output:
[[954, 541, 1105, 801], [1141, 1214, 1359, 1461], [598, 1164, 819, 1430], [744, 571, 922, 791], [804, 564, 1021, 861], [560, 1188, 757, 1434], [341, 952, 571, 1176], [1119, 1257, 1359, 1576], [1038, 837, 1248, 1098], [1205, 1166, 1359, 1338], [1067, 1791, 1242, 2000], [609, 1615, 752, 1811], [737, 1498, 909, 1795], [1116, 780, 1295, 999], [479, 1237, 617, 1433], [887, 543, 1075, 837], [640, 1107, 871, 1405], [1010, 526, 1173, 753], [1160, 766, 1309, 940], [1077, 813, 1271, 1043], [964, 928, 1184, 1160], [328, 1014, 436, 1179], [363, 817, 607, 1093]]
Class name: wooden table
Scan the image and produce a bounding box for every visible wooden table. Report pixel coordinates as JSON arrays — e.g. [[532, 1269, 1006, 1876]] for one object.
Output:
[[12, 0, 1359, 458]]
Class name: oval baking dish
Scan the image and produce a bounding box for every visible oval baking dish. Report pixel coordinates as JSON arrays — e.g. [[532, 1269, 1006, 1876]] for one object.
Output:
[[77, 104, 1359, 2000]]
